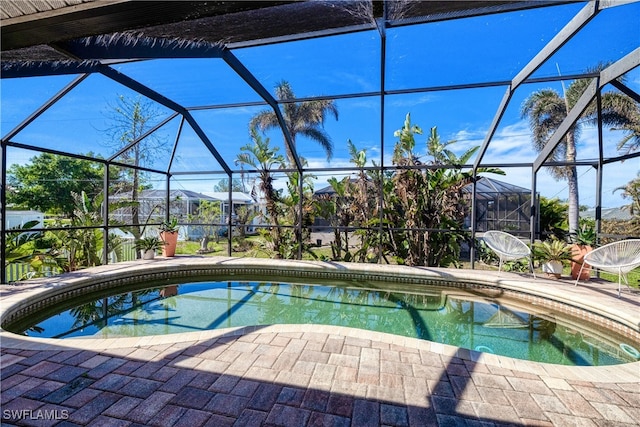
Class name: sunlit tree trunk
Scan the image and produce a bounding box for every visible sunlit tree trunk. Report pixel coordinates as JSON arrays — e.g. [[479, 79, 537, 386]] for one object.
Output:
[[565, 133, 580, 234]]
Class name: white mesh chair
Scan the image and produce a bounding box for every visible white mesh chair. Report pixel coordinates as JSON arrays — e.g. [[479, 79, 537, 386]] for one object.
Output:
[[482, 230, 535, 278], [574, 239, 640, 297]]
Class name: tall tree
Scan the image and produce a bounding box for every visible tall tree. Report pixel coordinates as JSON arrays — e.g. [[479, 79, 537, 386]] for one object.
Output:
[[213, 178, 245, 193], [6, 153, 103, 216], [104, 95, 168, 240], [615, 120, 640, 155], [249, 81, 338, 166], [236, 129, 286, 256], [521, 70, 639, 234], [614, 172, 640, 216]]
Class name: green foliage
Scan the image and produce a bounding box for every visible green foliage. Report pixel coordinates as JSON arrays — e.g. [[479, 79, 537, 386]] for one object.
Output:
[[236, 129, 286, 257], [134, 236, 165, 252], [5, 220, 42, 264], [533, 238, 573, 263], [159, 216, 179, 233], [610, 172, 640, 239], [314, 115, 507, 267], [502, 259, 531, 273], [314, 176, 352, 261], [38, 191, 135, 272], [6, 153, 104, 216], [386, 113, 504, 267], [234, 205, 258, 239], [475, 239, 498, 265], [213, 178, 245, 193], [278, 169, 317, 259], [538, 196, 568, 240], [615, 172, 640, 216], [571, 222, 596, 246]]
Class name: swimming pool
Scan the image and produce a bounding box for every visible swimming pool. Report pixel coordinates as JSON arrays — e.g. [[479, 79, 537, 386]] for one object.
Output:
[[2, 257, 639, 372], [8, 279, 639, 366]]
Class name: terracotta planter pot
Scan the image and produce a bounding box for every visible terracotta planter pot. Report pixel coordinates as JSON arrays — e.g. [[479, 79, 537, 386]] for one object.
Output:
[[160, 231, 178, 257], [571, 244, 592, 280]]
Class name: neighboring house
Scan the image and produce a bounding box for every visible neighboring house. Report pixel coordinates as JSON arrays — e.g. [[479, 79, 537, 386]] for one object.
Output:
[[111, 189, 259, 240], [312, 179, 357, 230], [111, 189, 221, 240], [203, 191, 260, 236], [203, 192, 255, 219]]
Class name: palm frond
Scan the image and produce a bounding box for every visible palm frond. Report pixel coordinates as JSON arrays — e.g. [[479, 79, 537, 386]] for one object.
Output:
[[249, 109, 280, 133], [299, 127, 334, 160]]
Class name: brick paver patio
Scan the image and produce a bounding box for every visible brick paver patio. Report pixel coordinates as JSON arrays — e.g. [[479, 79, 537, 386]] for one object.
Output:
[[2, 324, 639, 426]]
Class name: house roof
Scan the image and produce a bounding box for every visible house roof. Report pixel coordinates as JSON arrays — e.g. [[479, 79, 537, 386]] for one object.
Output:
[[581, 206, 634, 221], [314, 179, 357, 196], [203, 192, 254, 203], [112, 189, 217, 201]]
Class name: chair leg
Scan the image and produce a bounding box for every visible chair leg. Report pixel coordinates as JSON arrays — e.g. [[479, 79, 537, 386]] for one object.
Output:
[[574, 263, 585, 287], [529, 257, 536, 279], [619, 269, 632, 297], [618, 272, 622, 298]]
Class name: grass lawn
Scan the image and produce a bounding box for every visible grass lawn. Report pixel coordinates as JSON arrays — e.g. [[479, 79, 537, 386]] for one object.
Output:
[[176, 237, 333, 260], [599, 270, 640, 288]]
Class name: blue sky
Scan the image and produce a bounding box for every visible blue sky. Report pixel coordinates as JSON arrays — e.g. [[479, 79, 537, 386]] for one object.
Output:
[[1, 1, 639, 209]]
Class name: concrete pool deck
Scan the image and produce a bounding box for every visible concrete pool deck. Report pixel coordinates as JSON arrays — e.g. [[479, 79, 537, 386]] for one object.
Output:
[[1, 257, 639, 426]]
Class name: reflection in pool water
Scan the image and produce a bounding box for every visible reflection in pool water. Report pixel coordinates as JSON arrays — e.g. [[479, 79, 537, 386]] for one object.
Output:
[[13, 281, 639, 366]]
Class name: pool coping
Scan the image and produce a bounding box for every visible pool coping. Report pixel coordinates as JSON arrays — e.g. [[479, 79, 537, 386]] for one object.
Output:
[[1, 256, 639, 383]]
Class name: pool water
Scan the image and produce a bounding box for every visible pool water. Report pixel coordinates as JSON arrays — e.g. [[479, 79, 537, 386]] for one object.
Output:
[[13, 280, 640, 366]]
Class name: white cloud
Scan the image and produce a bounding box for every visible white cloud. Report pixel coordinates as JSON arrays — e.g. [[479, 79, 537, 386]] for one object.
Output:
[[388, 94, 436, 108]]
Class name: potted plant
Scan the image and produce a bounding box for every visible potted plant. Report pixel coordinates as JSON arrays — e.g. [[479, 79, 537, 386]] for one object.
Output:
[[135, 236, 165, 260], [533, 238, 573, 279], [159, 216, 179, 257], [570, 224, 596, 281]]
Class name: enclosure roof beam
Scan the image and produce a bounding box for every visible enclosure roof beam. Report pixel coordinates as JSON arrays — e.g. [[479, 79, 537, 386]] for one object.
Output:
[[473, 1, 599, 173], [609, 79, 640, 103], [98, 64, 232, 175], [222, 49, 303, 172], [602, 150, 640, 165], [4, 141, 109, 164]]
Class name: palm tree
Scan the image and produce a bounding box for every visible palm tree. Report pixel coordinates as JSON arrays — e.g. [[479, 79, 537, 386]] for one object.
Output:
[[236, 129, 286, 256], [249, 81, 338, 166], [521, 70, 639, 234], [614, 118, 640, 156], [614, 172, 640, 216]]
